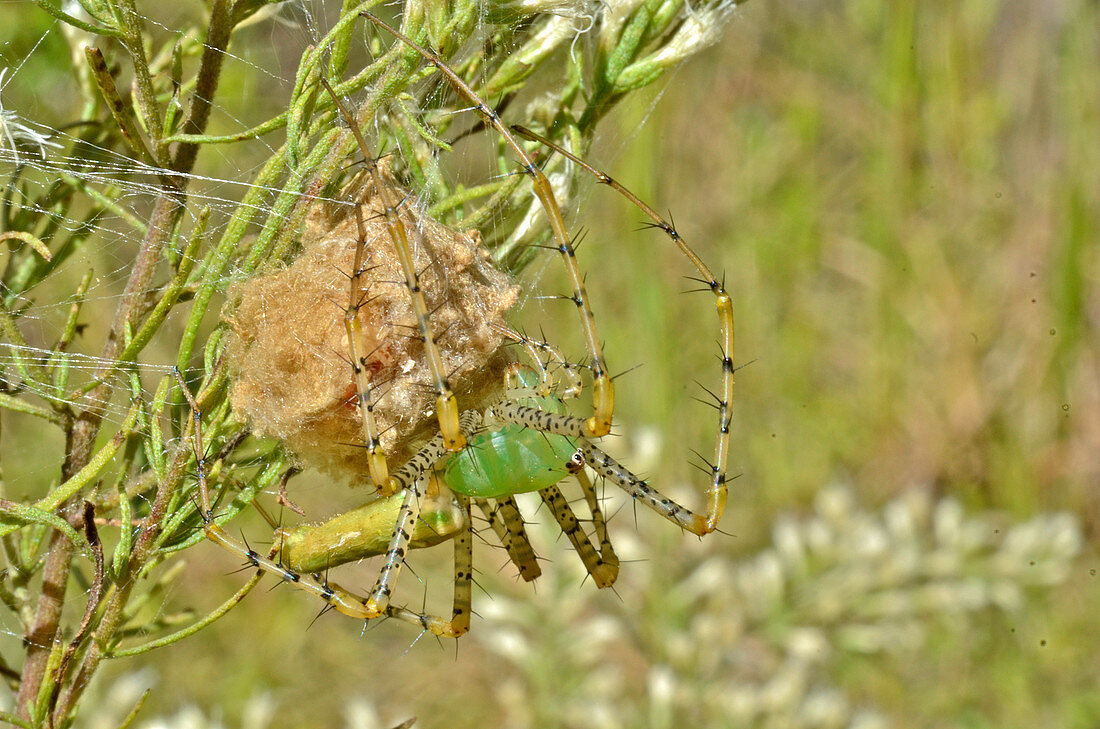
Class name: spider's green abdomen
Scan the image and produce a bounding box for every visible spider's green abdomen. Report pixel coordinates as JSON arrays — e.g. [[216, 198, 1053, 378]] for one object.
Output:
[[445, 369, 577, 499], [444, 421, 577, 498]]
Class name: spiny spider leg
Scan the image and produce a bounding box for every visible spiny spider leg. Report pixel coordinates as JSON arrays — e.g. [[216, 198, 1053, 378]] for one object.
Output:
[[346, 202, 394, 491], [177, 365, 479, 636], [512, 125, 735, 533], [362, 12, 615, 439], [488, 401, 718, 537], [361, 412, 480, 618], [493, 321, 583, 400], [447, 491, 474, 635], [538, 478, 618, 588], [475, 496, 543, 582], [573, 463, 620, 583], [324, 78, 467, 497]]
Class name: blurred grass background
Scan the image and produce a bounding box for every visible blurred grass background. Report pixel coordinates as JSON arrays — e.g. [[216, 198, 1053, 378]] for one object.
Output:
[[2, 0, 1098, 727]]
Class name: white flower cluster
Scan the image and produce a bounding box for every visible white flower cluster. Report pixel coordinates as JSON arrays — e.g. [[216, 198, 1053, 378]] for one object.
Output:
[[470, 485, 1082, 728]]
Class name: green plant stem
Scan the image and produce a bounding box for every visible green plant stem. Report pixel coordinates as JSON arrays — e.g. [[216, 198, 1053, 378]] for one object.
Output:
[[107, 571, 264, 658], [114, 0, 166, 166], [13, 1, 239, 718], [170, 0, 234, 174]]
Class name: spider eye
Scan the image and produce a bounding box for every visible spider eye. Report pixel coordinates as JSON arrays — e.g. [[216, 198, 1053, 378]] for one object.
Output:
[[565, 449, 585, 474]]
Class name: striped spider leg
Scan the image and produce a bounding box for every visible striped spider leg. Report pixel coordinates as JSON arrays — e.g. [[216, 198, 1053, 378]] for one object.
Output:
[[326, 73, 466, 494], [511, 126, 736, 536], [357, 15, 616, 442], [363, 14, 734, 537], [176, 366, 477, 637]]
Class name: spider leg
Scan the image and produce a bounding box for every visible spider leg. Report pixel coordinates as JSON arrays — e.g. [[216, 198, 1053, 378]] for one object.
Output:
[[492, 322, 554, 395], [388, 411, 482, 495], [511, 124, 734, 534], [578, 441, 716, 537], [574, 465, 619, 584], [538, 484, 617, 588], [352, 473, 423, 617], [448, 493, 473, 636], [363, 12, 615, 439], [362, 411, 481, 616], [345, 200, 396, 493], [475, 496, 542, 582], [323, 79, 468, 494], [375, 486, 475, 638], [207, 518, 465, 635], [487, 400, 722, 536], [493, 323, 583, 399]]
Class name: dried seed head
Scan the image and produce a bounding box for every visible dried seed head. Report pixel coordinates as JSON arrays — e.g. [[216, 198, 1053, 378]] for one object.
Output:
[[224, 162, 520, 484]]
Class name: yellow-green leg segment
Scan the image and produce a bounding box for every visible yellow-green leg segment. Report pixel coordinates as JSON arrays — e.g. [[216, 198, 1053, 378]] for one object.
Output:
[[475, 497, 542, 582]]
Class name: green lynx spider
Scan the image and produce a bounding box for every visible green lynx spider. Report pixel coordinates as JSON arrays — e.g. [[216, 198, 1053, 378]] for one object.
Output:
[[189, 13, 735, 638]]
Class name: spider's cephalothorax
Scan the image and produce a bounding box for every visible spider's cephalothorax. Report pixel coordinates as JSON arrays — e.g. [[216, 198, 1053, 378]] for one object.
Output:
[[188, 13, 735, 638]]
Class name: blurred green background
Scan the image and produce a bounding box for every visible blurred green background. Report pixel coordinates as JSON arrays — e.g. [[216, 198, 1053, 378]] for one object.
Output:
[[1, 0, 1097, 727]]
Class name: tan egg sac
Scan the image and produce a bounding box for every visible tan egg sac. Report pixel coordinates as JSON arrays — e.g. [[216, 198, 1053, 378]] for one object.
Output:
[[224, 164, 520, 485]]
